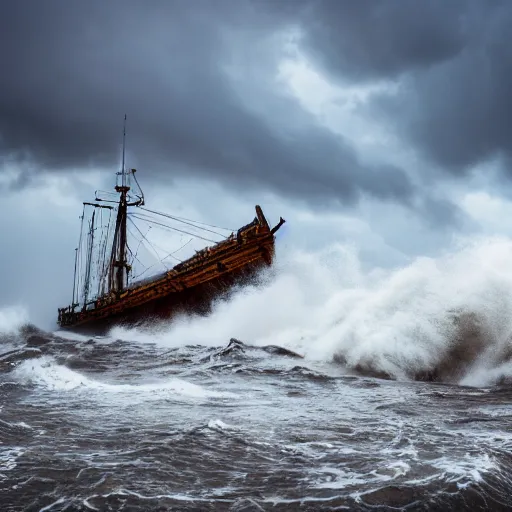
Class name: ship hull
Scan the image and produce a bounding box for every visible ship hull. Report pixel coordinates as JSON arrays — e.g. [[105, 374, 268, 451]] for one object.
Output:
[[58, 206, 284, 334], [61, 259, 267, 334]]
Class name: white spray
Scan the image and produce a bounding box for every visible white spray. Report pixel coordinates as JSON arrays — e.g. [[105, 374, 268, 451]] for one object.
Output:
[[109, 236, 512, 387]]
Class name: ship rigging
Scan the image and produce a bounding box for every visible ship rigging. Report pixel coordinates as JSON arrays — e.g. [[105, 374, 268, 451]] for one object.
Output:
[[58, 117, 285, 331]]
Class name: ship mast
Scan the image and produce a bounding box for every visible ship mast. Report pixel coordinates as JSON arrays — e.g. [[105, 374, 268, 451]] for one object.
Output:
[[102, 115, 145, 296], [110, 115, 131, 294], [83, 210, 96, 304]]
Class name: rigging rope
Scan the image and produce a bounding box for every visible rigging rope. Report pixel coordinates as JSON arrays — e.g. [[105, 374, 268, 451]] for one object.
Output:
[[130, 214, 220, 244], [126, 225, 153, 269], [75, 206, 86, 306], [127, 217, 170, 270], [100, 209, 113, 295], [139, 206, 234, 235], [130, 263, 160, 282], [131, 224, 151, 270], [71, 195, 236, 304], [134, 210, 225, 238], [128, 220, 183, 264], [162, 238, 193, 262], [128, 236, 191, 281]]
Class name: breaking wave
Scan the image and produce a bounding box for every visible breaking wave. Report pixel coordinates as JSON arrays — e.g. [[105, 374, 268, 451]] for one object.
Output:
[[111, 236, 512, 387], [12, 356, 235, 399], [0, 306, 28, 335]]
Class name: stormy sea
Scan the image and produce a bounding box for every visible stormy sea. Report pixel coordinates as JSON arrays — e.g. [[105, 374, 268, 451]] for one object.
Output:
[[2, 240, 512, 511]]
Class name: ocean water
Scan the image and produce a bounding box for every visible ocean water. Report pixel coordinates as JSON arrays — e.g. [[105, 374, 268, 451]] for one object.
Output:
[[1, 238, 512, 511]]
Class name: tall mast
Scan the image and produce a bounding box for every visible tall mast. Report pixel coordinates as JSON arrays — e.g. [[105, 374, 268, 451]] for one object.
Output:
[[72, 205, 85, 308], [105, 114, 144, 296], [110, 114, 130, 294], [121, 114, 127, 188], [83, 210, 96, 305]]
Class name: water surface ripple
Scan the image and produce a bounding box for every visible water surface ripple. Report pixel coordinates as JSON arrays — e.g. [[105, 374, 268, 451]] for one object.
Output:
[[1, 327, 511, 511]]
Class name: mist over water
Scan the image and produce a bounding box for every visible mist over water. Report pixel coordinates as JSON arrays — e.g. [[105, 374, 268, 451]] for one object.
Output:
[[0, 305, 28, 335], [112, 236, 512, 387], [1, 237, 512, 510]]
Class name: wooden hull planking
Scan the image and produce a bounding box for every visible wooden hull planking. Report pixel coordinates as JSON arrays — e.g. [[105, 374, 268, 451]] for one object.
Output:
[[57, 206, 284, 332]]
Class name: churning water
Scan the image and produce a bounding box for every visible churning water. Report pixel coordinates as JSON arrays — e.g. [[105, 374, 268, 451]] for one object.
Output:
[[1, 238, 512, 511]]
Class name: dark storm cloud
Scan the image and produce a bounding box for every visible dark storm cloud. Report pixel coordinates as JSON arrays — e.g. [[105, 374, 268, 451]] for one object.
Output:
[[294, 0, 468, 82], [0, 0, 415, 208], [287, 0, 512, 174], [382, 8, 512, 172]]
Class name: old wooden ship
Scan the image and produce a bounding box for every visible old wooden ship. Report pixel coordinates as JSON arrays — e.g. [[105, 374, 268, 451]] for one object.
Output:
[[57, 119, 285, 332]]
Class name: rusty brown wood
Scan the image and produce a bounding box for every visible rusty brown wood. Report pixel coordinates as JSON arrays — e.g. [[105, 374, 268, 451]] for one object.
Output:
[[57, 206, 283, 331]]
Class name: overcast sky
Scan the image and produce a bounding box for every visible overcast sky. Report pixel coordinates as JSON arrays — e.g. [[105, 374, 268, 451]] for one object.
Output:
[[2, 0, 512, 328]]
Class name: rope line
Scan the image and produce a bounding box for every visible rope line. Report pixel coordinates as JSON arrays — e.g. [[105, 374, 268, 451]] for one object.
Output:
[[130, 214, 220, 244], [139, 206, 235, 234], [127, 217, 170, 270]]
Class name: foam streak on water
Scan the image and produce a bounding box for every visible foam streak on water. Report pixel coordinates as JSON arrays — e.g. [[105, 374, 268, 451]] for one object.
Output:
[[113, 237, 512, 387], [1, 238, 512, 510]]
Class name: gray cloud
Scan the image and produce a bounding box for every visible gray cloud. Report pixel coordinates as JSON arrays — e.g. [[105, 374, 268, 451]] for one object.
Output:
[[295, 0, 468, 82], [0, 0, 418, 210], [7, 0, 507, 325], [286, 0, 512, 175], [382, 10, 512, 172]]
